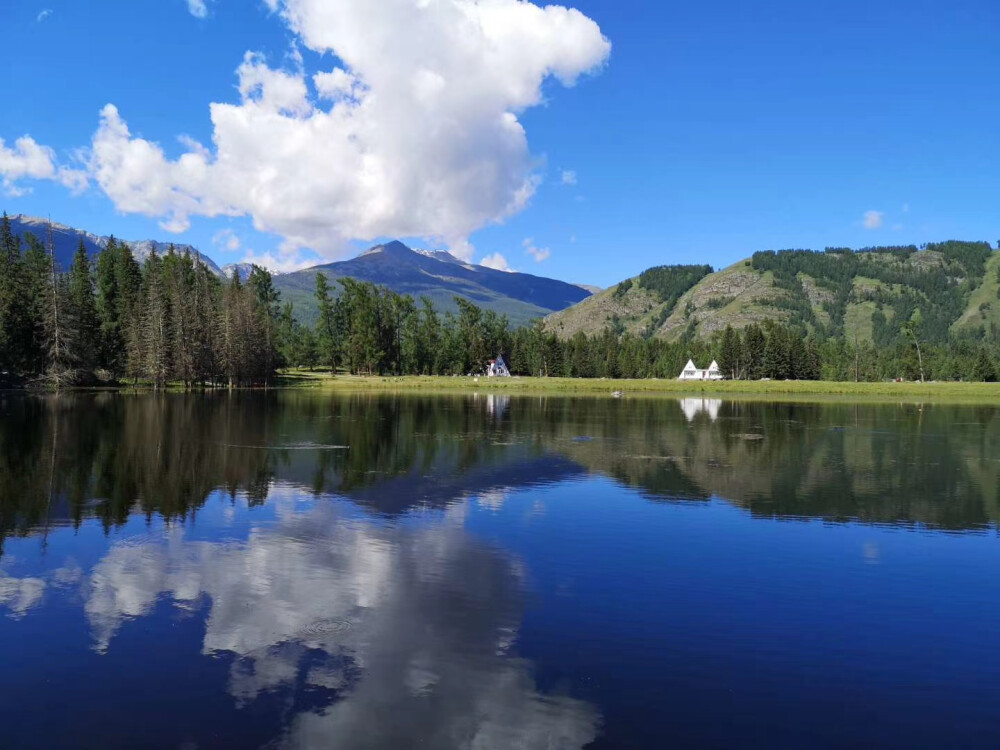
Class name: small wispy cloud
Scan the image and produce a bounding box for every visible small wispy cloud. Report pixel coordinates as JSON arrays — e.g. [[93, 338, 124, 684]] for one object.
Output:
[[862, 210, 884, 230], [901, 202, 910, 214], [522, 238, 551, 263], [560, 170, 578, 186], [212, 228, 241, 252], [36, 9, 52, 22], [186, 0, 208, 18], [480, 252, 514, 272]]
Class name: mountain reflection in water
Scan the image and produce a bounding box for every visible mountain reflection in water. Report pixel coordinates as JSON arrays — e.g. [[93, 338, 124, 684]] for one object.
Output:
[[2, 392, 1000, 748]]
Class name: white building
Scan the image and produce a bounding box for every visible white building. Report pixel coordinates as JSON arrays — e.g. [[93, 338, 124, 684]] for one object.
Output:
[[678, 359, 723, 381], [487, 355, 511, 377]]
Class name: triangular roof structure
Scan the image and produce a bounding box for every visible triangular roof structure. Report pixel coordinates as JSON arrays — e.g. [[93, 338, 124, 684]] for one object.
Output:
[[707, 360, 720, 372], [684, 359, 697, 371]]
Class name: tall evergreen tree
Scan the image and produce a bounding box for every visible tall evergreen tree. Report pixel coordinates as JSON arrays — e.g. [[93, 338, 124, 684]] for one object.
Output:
[[41, 224, 77, 387], [67, 240, 98, 373], [762, 324, 790, 380], [314, 272, 338, 371], [248, 265, 281, 384], [972, 347, 997, 382], [742, 323, 765, 380], [0, 213, 33, 373], [718, 325, 741, 379], [141, 250, 172, 388]]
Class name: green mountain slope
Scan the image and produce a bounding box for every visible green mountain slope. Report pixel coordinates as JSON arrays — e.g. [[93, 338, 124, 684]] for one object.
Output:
[[547, 241, 1000, 344]]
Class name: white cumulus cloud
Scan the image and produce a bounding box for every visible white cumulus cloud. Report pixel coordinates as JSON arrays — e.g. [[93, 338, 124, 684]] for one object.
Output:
[[0, 135, 87, 196], [862, 210, 884, 230], [44, 0, 609, 261], [480, 252, 513, 272]]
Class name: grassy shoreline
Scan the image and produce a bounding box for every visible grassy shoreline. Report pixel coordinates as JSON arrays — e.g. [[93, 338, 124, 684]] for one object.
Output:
[[277, 370, 1000, 402], [9, 370, 1000, 403]]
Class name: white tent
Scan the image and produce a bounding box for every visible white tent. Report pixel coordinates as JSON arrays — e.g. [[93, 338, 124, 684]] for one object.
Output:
[[487, 355, 511, 377], [678, 359, 700, 380], [678, 359, 724, 381]]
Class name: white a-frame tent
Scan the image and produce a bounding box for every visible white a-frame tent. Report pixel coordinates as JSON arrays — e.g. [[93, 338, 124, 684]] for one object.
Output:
[[487, 355, 511, 377]]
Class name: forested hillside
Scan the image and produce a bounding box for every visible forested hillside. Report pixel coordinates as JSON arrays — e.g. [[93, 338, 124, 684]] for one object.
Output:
[[548, 242, 1000, 343]]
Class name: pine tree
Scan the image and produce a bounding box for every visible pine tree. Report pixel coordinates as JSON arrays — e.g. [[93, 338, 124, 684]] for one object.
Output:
[[96, 237, 143, 378], [166, 248, 198, 387], [718, 325, 741, 379], [248, 265, 280, 384], [191, 261, 220, 383], [742, 323, 765, 380], [41, 223, 77, 388], [67, 240, 99, 373], [0, 213, 33, 374], [418, 297, 441, 375], [762, 324, 790, 380], [95, 237, 120, 372], [19, 233, 50, 375], [0, 213, 16, 369], [789, 335, 808, 380], [314, 272, 338, 371], [972, 347, 997, 382], [141, 250, 172, 388]]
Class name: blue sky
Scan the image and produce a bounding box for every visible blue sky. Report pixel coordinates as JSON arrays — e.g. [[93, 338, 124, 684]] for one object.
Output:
[[1, 0, 997, 287]]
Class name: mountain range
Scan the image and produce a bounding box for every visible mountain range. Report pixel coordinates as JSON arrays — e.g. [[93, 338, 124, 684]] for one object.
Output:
[[272, 240, 592, 326], [7, 214, 228, 277], [4, 215, 592, 326]]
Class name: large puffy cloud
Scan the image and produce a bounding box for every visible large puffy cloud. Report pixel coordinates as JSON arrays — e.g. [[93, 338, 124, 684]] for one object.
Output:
[[82, 0, 610, 260]]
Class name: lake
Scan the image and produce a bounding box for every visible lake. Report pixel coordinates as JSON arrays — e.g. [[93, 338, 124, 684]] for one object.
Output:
[[2, 391, 1000, 748]]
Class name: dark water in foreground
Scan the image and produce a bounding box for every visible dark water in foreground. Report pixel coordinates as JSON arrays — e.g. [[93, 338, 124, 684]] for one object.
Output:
[[2, 392, 1000, 749]]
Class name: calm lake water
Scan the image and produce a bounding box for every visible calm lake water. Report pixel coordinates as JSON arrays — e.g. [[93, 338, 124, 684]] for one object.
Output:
[[2, 392, 1000, 748]]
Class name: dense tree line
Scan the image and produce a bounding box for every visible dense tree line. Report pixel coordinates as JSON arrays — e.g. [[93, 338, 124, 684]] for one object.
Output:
[[0, 214, 280, 388], [3, 214, 1000, 386]]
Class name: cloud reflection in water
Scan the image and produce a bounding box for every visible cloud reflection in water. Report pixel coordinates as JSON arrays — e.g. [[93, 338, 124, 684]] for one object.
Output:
[[82, 486, 598, 749]]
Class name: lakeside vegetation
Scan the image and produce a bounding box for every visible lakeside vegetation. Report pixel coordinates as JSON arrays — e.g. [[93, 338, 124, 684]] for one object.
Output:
[[3, 212, 1000, 392]]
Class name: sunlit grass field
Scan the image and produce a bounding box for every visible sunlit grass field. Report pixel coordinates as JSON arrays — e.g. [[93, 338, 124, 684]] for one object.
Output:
[[277, 369, 1000, 401]]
